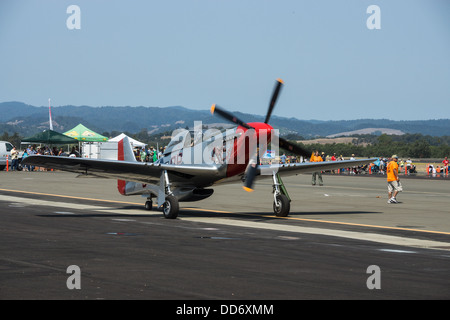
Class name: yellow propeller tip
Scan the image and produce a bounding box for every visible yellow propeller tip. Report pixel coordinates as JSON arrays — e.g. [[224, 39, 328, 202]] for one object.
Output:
[[243, 186, 254, 192], [210, 104, 216, 114], [277, 78, 284, 84]]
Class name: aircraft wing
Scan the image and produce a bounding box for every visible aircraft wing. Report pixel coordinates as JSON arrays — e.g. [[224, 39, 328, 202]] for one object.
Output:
[[22, 155, 219, 187], [258, 158, 377, 177]]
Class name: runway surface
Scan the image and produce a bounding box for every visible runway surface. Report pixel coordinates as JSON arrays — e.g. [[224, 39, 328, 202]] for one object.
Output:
[[1, 171, 449, 300]]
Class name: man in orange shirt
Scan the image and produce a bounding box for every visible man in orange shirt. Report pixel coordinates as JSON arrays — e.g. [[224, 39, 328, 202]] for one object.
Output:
[[310, 150, 324, 186], [387, 155, 402, 203]]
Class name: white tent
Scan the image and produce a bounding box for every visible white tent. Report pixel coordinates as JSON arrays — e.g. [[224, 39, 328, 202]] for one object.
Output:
[[109, 133, 146, 148]]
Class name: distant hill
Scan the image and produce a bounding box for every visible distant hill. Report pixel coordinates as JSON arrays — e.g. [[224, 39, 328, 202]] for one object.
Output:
[[1, 101, 450, 138], [327, 128, 406, 137]]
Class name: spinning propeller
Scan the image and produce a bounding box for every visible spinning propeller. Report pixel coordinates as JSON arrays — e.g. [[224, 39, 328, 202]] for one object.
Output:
[[211, 79, 310, 192]]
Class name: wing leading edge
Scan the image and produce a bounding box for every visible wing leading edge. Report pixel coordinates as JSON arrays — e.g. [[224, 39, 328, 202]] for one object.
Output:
[[258, 158, 377, 177], [22, 154, 376, 187], [22, 155, 220, 187]]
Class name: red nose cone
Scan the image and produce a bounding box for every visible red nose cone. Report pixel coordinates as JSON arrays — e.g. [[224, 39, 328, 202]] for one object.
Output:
[[247, 122, 274, 146], [247, 122, 273, 134]]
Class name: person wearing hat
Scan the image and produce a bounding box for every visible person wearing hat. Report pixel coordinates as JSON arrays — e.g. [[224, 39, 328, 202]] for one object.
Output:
[[386, 155, 402, 203]]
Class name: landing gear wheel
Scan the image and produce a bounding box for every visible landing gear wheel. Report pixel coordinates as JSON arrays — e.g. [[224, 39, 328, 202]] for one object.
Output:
[[145, 200, 153, 211], [273, 194, 290, 217], [162, 195, 179, 219]]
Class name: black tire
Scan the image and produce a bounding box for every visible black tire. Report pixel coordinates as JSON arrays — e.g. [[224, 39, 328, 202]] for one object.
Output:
[[162, 195, 179, 219], [273, 194, 290, 217], [145, 200, 153, 211]]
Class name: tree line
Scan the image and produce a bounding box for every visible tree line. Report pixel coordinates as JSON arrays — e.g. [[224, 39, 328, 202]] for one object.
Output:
[[292, 134, 450, 159]]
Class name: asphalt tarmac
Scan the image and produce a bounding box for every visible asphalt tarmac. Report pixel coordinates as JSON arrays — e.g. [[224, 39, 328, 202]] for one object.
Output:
[[0, 171, 449, 301]]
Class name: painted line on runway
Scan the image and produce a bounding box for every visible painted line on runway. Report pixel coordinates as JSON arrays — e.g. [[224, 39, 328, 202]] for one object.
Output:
[[180, 217, 450, 251], [0, 188, 232, 214], [262, 214, 450, 236], [259, 181, 450, 196], [1, 187, 450, 237], [379, 249, 417, 254], [0, 188, 144, 206], [0, 194, 135, 213]]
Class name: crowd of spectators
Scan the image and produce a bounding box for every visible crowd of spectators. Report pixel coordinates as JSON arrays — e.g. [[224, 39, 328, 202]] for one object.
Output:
[[134, 146, 164, 163], [7, 145, 81, 171], [292, 151, 449, 177]]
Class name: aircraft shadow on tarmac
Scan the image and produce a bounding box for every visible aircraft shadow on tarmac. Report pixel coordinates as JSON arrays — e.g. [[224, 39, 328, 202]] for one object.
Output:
[[288, 210, 382, 216], [36, 213, 158, 218], [178, 209, 382, 219], [35, 204, 158, 218], [35, 204, 381, 220]]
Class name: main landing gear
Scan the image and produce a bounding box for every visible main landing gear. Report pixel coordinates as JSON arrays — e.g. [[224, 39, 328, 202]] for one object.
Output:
[[272, 172, 291, 217], [144, 170, 180, 219], [144, 171, 291, 219], [162, 195, 179, 219]]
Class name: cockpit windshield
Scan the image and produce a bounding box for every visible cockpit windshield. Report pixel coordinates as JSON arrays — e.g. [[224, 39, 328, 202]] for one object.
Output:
[[164, 129, 191, 155]]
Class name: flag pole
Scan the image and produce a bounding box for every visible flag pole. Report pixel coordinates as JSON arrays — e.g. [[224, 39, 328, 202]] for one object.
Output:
[[48, 98, 53, 131]]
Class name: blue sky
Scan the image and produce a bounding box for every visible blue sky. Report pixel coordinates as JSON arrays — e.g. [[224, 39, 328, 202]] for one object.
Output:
[[1, 0, 449, 121]]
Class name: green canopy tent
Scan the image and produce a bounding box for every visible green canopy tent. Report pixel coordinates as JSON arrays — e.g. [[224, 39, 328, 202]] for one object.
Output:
[[22, 129, 78, 144], [63, 124, 108, 142]]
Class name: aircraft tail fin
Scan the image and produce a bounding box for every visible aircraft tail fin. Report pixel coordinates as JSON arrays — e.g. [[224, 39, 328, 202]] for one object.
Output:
[[118, 136, 137, 195], [118, 136, 136, 162]]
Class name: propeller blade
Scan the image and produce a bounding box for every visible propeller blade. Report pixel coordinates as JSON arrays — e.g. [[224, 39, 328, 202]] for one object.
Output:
[[264, 78, 284, 124], [243, 162, 258, 192], [210, 104, 252, 129], [278, 137, 311, 158], [242, 146, 259, 192]]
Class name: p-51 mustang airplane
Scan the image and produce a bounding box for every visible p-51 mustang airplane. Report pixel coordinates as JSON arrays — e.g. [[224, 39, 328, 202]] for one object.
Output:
[[23, 79, 375, 219]]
